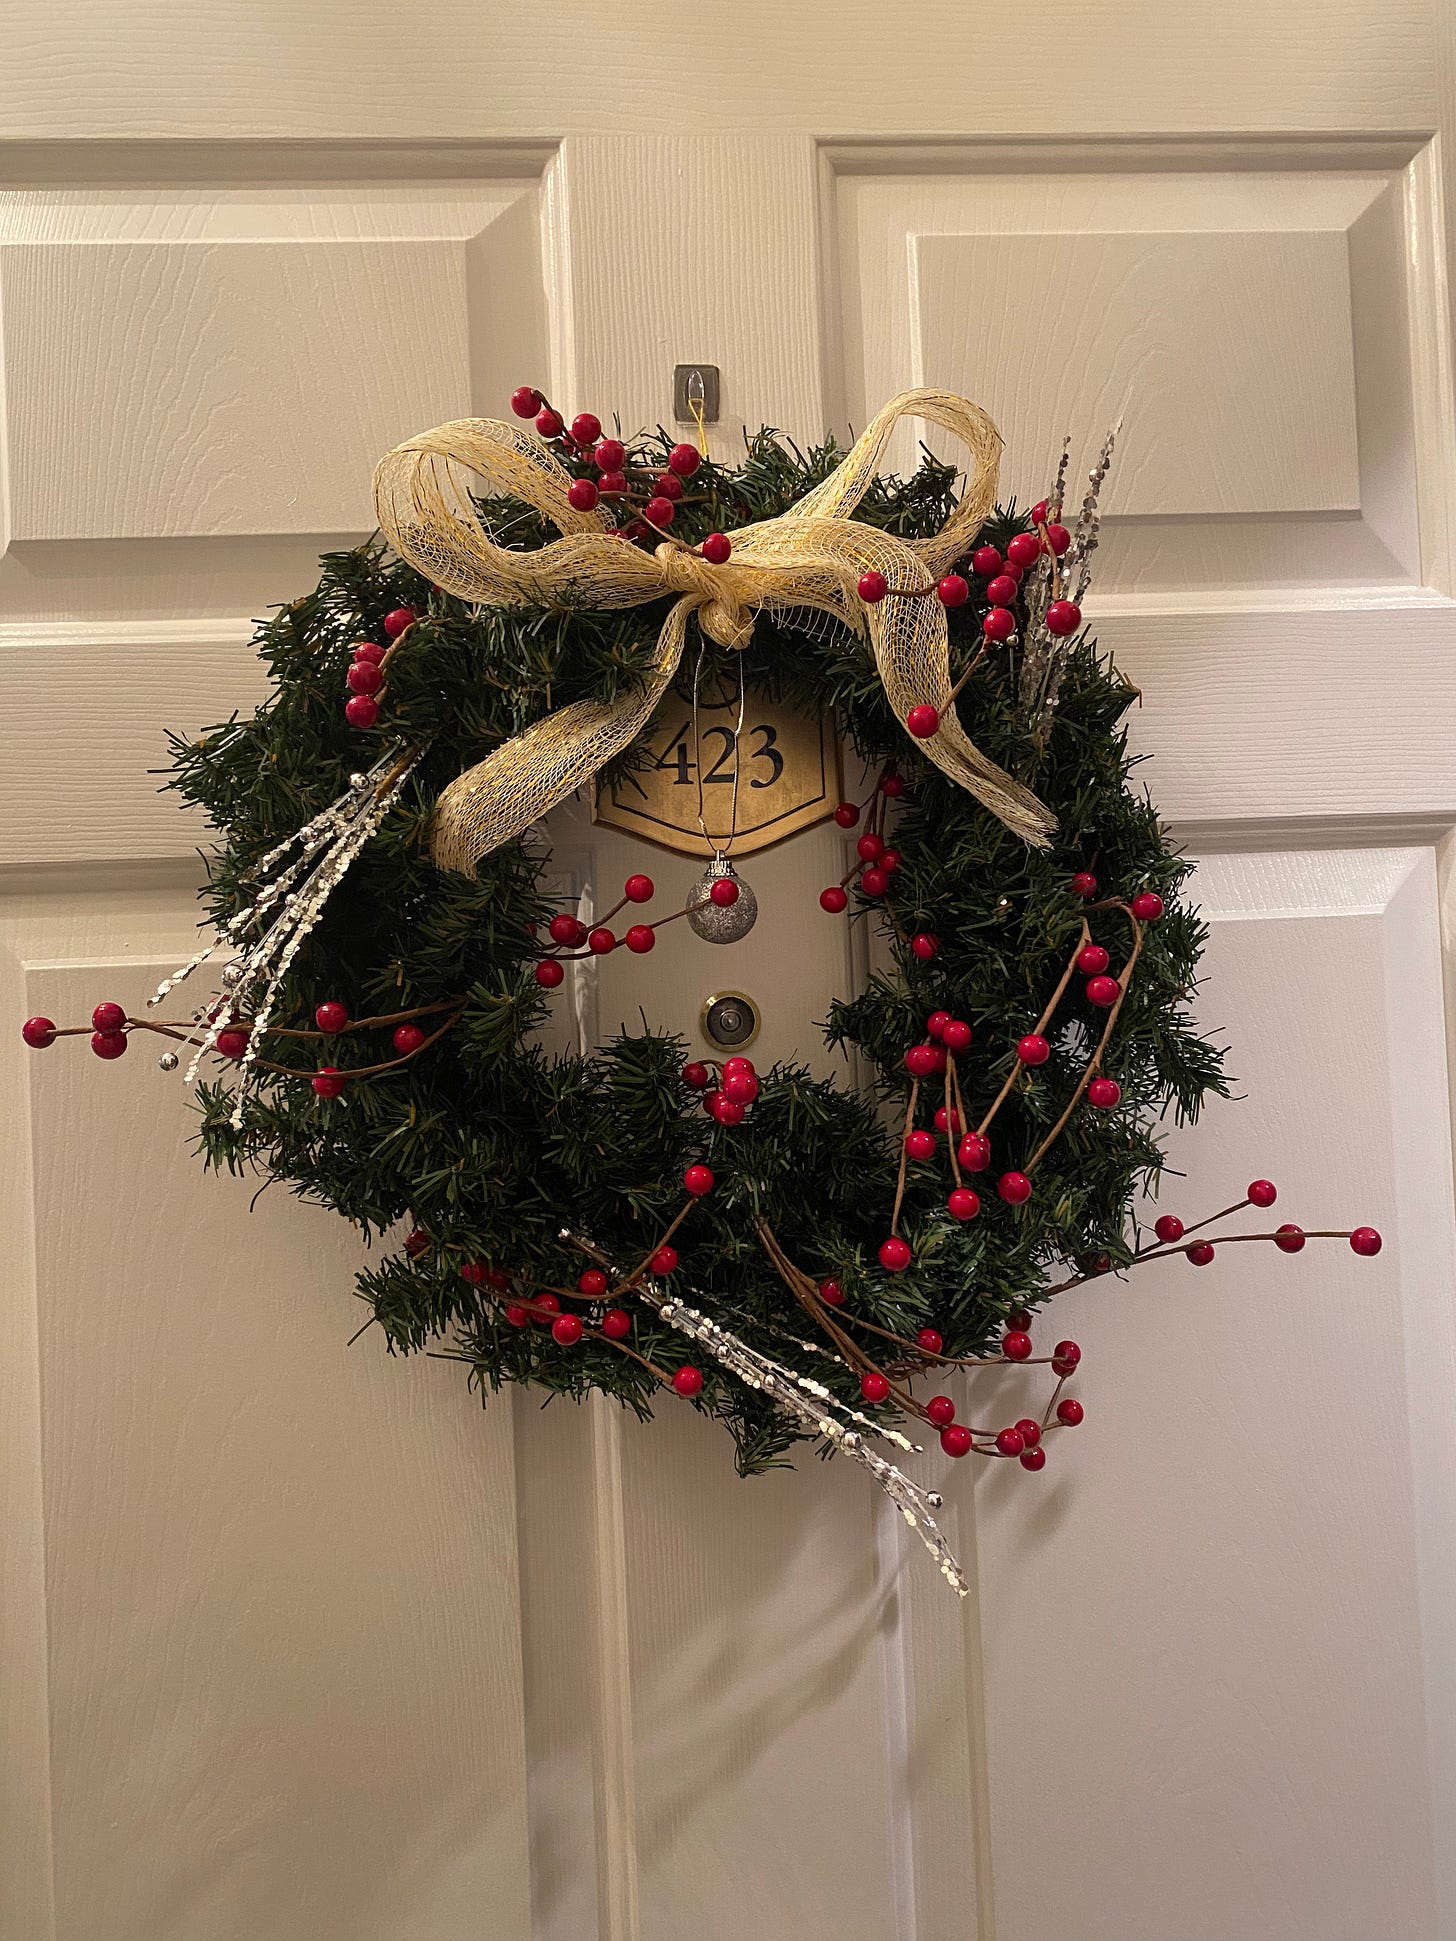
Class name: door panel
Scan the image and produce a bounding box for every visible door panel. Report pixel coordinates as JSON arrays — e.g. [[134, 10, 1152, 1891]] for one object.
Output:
[[4, 12, 1456, 1933]]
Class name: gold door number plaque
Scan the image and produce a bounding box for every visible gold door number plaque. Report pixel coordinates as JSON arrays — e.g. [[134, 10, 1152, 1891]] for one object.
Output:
[[593, 691, 842, 857]]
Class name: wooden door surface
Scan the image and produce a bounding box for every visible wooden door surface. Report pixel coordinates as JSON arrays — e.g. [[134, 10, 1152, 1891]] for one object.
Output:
[[4, 7, 1456, 1937]]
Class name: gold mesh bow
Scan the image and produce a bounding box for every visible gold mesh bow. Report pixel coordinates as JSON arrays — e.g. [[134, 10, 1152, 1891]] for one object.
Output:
[[373, 388, 1055, 874]]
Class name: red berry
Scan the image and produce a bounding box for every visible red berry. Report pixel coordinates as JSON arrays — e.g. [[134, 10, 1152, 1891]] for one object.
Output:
[[588, 927, 616, 955], [937, 573, 969, 608], [820, 886, 849, 913], [672, 1365, 704, 1396], [504, 1303, 529, 1328], [535, 407, 564, 438], [860, 867, 891, 896], [701, 531, 732, 564], [906, 704, 940, 739], [1154, 1214, 1185, 1244], [668, 442, 701, 477], [1056, 1398, 1084, 1427], [459, 1261, 491, 1285], [353, 640, 386, 664], [1186, 1241, 1216, 1266], [710, 877, 740, 908], [91, 1030, 128, 1059], [1077, 944, 1109, 975], [857, 832, 885, 863], [383, 606, 416, 638], [625, 924, 656, 953], [927, 1394, 956, 1425], [1070, 871, 1098, 899], [594, 437, 626, 472], [722, 1070, 757, 1104], [958, 1132, 991, 1172], [880, 849, 901, 875], [1015, 1418, 1041, 1447], [935, 1106, 963, 1135], [996, 1426, 1026, 1457], [684, 1164, 715, 1197], [1350, 1226, 1383, 1256], [578, 1268, 609, 1297], [1030, 500, 1050, 524], [858, 569, 889, 604], [860, 1371, 891, 1403], [1045, 600, 1081, 637], [345, 694, 379, 728], [601, 1307, 632, 1338], [643, 495, 675, 528], [905, 1043, 939, 1078], [942, 1018, 973, 1054], [548, 913, 586, 946], [1274, 1223, 1306, 1253], [567, 478, 600, 512], [834, 801, 860, 828], [216, 1028, 250, 1060], [941, 1424, 974, 1458], [916, 1327, 944, 1354], [1020, 1446, 1048, 1471], [552, 1313, 584, 1346], [985, 573, 1020, 606], [404, 1228, 430, 1258], [347, 658, 383, 696], [911, 933, 940, 961], [947, 1187, 981, 1222], [510, 384, 543, 418], [1085, 975, 1120, 1008], [315, 1001, 349, 1034], [1007, 533, 1041, 569], [92, 1001, 127, 1033], [880, 772, 906, 797], [599, 470, 628, 497], [21, 1016, 56, 1048], [905, 1129, 936, 1160], [392, 1022, 426, 1055], [526, 1293, 559, 1326], [1087, 1076, 1121, 1108], [878, 1236, 912, 1271], [569, 411, 601, 446], [926, 1010, 951, 1039], [1002, 1330, 1033, 1362], [1045, 523, 1071, 555], [1131, 890, 1164, 921], [1008, 1308, 1033, 1329], [708, 1091, 745, 1125], [650, 1245, 679, 1276], [971, 545, 1002, 577], [1051, 1341, 1081, 1373], [1017, 1033, 1050, 1066], [312, 1066, 346, 1097], [818, 1277, 844, 1306], [535, 959, 565, 988], [652, 472, 683, 502], [982, 606, 1016, 642], [1247, 1178, 1277, 1208], [998, 1171, 1033, 1205], [721, 1056, 755, 1078], [682, 1061, 711, 1089]]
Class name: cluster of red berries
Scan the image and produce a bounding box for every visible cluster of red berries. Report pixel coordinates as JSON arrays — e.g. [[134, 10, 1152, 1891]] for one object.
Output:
[[420, 1221, 704, 1393], [534, 873, 662, 986], [682, 1051, 760, 1127], [818, 773, 937, 961], [1151, 1179, 1382, 1263], [343, 606, 415, 731], [509, 385, 726, 554]]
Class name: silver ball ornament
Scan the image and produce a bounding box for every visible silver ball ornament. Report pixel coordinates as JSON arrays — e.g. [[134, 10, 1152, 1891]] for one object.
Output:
[[157, 1051, 179, 1072], [686, 855, 758, 944], [220, 959, 246, 990]]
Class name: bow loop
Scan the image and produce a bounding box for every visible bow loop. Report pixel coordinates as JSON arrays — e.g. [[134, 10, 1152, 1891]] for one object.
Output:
[[373, 389, 1056, 872]]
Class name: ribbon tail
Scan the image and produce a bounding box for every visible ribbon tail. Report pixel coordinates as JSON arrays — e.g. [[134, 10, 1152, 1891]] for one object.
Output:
[[431, 598, 694, 874]]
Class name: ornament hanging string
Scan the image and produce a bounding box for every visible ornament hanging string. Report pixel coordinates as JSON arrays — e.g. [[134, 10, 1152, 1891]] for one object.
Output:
[[372, 388, 1057, 873]]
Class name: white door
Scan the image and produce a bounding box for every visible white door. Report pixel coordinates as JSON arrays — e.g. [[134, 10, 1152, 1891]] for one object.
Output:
[[5, 11, 1456, 1938]]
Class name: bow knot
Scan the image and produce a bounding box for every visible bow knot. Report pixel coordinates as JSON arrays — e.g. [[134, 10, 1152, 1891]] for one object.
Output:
[[374, 389, 1055, 874]]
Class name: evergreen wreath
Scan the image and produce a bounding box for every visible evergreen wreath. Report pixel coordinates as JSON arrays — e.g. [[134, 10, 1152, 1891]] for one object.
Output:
[[22, 386, 1385, 1591]]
